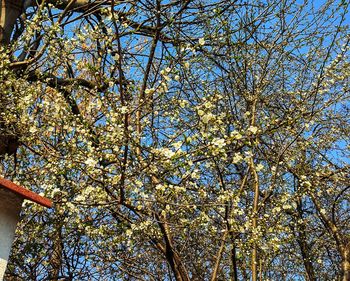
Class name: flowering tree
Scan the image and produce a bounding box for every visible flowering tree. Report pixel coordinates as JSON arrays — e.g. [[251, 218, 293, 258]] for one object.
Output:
[[1, 0, 349, 280]]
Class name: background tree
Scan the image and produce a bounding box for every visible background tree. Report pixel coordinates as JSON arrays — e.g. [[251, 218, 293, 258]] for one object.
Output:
[[0, 0, 349, 280]]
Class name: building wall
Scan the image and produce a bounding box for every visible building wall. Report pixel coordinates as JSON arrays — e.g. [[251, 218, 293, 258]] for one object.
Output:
[[0, 188, 22, 281]]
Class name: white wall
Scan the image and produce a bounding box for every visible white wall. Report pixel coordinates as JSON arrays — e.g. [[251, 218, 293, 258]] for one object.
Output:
[[0, 188, 22, 281]]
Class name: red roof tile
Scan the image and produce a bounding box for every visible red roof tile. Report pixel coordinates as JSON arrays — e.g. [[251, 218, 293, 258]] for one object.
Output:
[[0, 177, 52, 208]]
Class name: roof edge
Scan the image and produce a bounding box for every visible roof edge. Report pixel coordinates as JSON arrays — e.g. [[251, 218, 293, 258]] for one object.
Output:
[[0, 177, 52, 208]]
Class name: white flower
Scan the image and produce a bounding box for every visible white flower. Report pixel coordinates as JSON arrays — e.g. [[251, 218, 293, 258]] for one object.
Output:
[[197, 109, 205, 116], [85, 158, 97, 167], [161, 148, 175, 158], [212, 138, 226, 148], [120, 106, 128, 113], [302, 180, 312, 188], [172, 141, 182, 149], [198, 38, 205, 46], [256, 163, 264, 172], [155, 184, 165, 191], [230, 130, 242, 140], [202, 113, 213, 123], [244, 151, 253, 157], [248, 126, 258, 134], [282, 204, 291, 210], [51, 188, 61, 197], [75, 195, 85, 202], [204, 101, 212, 108], [29, 126, 37, 133], [179, 100, 188, 108], [235, 133, 242, 140], [232, 153, 243, 164], [145, 88, 155, 95]]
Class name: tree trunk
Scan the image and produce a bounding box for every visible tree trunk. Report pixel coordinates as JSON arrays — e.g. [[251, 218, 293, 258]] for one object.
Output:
[[309, 193, 349, 281], [0, 0, 23, 44], [156, 216, 190, 281], [295, 200, 316, 281], [0, 0, 22, 157], [250, 158, 260, 281], [297, 231, 316, 281], [0, 135, 18, 156], [341, 244, 350, 281], [48, 223, 63, 281]]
